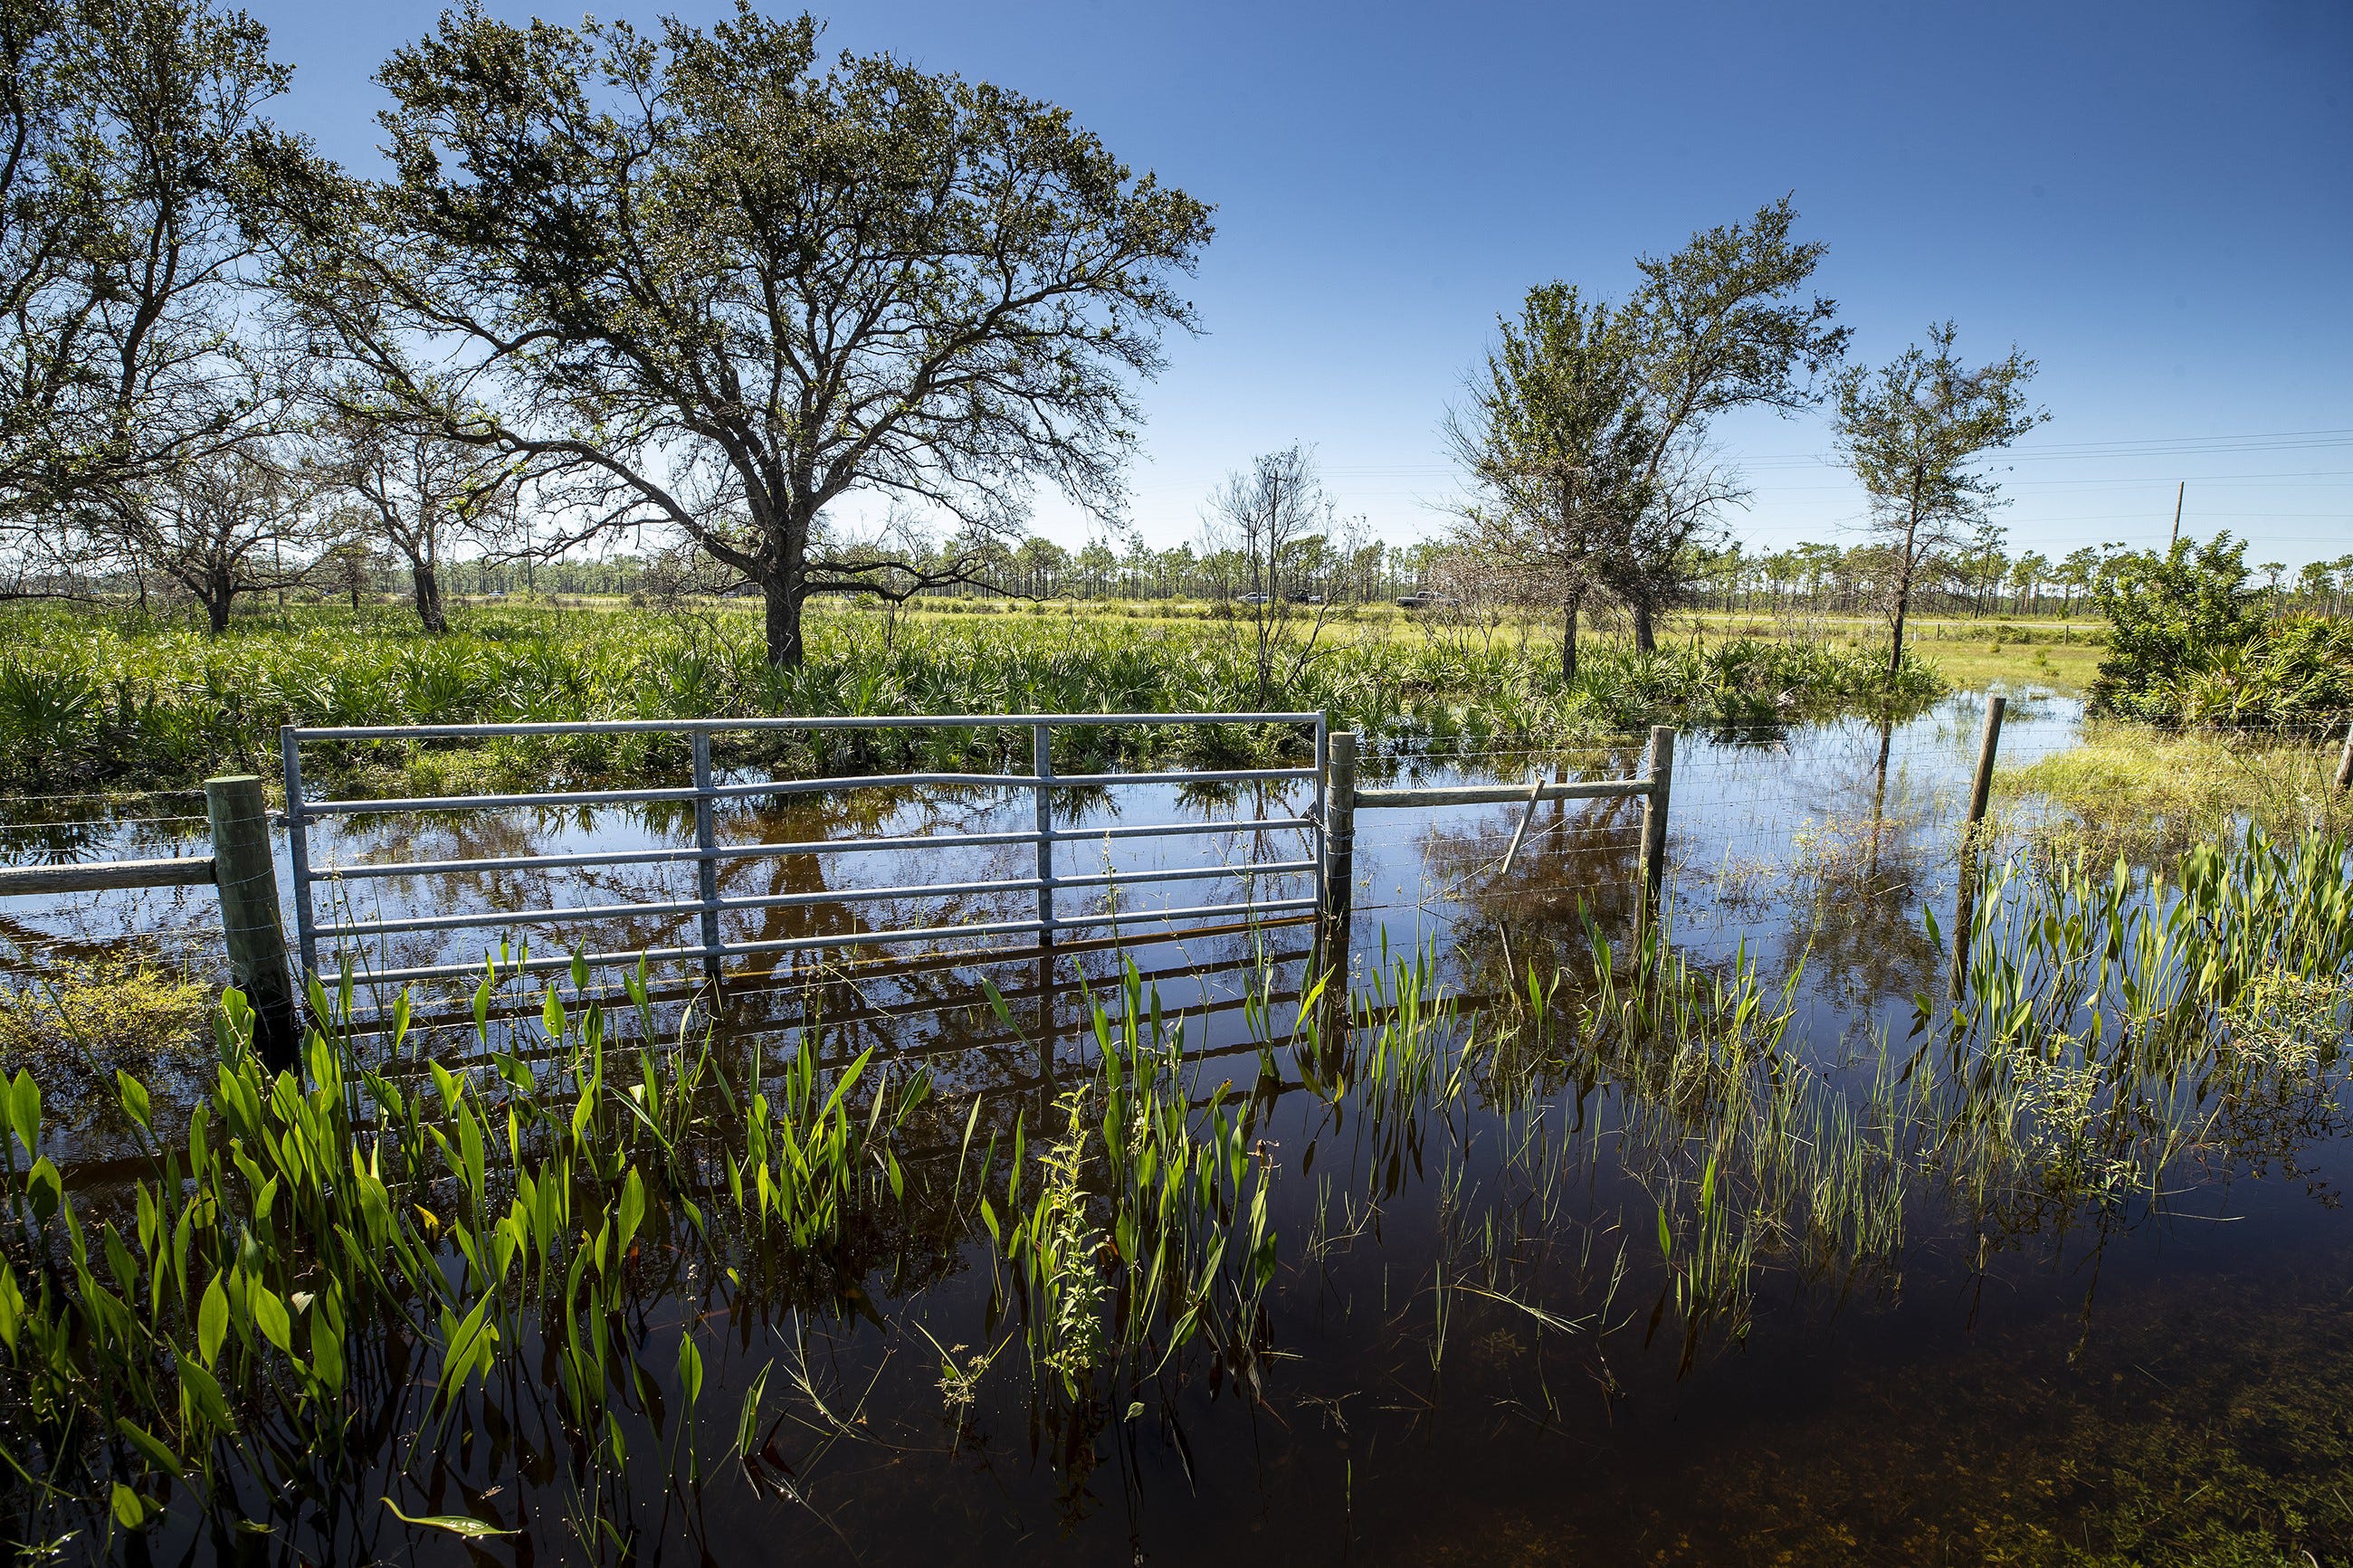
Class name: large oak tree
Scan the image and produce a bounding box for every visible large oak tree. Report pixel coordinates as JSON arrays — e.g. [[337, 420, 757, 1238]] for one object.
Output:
[[0, 0, 295, 589], [271, 4, 1211, 665]]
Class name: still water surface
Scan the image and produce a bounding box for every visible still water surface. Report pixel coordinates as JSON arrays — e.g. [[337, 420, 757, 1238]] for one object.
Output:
[[6, 694, 2348, 1563]]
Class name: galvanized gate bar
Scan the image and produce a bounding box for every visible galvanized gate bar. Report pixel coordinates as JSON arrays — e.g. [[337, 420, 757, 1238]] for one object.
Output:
[[289, 710, 1323, 740], [300, 784, 701, 816], [1061, 859, 1319, 889], [280, 726, 317, 981], [282, 710, 1328, 985]]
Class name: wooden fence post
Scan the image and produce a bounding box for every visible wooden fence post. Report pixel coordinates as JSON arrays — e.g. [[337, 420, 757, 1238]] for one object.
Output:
[[205, 774, 299, 1072], [1965, 694, 2007, 835], [1636, 726, 1675, 919], [1322, 730, 1357, 925], [1950, 694, 2007, 999]]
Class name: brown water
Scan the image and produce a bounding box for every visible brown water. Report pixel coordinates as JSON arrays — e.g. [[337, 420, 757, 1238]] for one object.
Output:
[[7, 695, 2352, 1564]]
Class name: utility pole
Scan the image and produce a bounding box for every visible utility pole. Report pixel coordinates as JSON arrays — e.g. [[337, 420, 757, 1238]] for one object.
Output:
[[2169, 481, 2185, 547]]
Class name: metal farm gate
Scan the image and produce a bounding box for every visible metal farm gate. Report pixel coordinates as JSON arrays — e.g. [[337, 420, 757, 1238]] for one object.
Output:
[[278, 712, 1329, 988]]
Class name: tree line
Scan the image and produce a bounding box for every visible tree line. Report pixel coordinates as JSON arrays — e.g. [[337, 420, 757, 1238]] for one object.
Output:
[[4, 0, 2342, 664]]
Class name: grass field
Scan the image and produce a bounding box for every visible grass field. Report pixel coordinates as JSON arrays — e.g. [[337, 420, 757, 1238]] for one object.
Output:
[[0, 596, 1951, 791]]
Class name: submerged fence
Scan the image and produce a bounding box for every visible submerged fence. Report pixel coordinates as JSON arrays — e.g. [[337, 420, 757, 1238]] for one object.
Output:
[[278, 711, 1331, 988], [14, 703, 2348, 1069]]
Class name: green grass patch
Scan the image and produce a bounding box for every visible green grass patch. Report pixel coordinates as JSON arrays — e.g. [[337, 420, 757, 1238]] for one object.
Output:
[[2000, 722, 2352, 862], [0, 601, 1943, 790]]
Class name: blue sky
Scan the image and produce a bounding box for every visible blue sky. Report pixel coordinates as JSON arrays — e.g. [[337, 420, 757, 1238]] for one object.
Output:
[[250, 0, 2353, 568]]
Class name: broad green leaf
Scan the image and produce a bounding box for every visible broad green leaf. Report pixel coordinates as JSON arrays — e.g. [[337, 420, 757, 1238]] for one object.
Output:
[[115, 1419, 183, 1479], [111, 1482, 155, 1531], [115, 1071, 151, 1133], [196, 1274, 229, 1365], [24, 1156, 61, 1221], [382, 1497, 517, 1538], [252, 1287, 292, 1354], [616, 1168, 645, 1257], [8, 1069, 38, 1154], [178, 1358, 233, 1432]]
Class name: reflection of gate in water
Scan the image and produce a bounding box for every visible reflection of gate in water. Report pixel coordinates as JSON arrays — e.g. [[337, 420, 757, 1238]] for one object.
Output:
[[279, 711, 1328, 987]]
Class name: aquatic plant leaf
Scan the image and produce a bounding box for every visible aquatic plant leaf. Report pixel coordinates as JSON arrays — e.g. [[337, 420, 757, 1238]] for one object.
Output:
[[195, 1275, 228, 1365], [24, 1157, 60, 1221], [111, 1482, 155, 1531], [618, 1169, 646, 1256], [252, 1288, 291, 1354], [114, 1071, 150, 1133], [381, 1497, 517, 1538], [115, 1420, 182, 1480], [7, 1069, 37, 1154]]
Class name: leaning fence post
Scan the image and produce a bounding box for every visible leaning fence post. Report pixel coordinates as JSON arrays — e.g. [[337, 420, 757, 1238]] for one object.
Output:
[[205, 774, 299, 1072], [691, 731, 722, 990], [2336, 716, 2353, 796], [1965, 693, 2007, 836], [1636, 725, 1675, 920], [1950, 693, 2008, 999]]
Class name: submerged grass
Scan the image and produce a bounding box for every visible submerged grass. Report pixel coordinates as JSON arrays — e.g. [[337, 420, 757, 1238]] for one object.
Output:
[[0, 956, 212, 1102], [1999, 718, 2353, 863], [0, 955, 1281, 1557]]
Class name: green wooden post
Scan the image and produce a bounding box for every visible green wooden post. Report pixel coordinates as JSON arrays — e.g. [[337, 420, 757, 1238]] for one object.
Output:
[[205, 774, 299, 1071]]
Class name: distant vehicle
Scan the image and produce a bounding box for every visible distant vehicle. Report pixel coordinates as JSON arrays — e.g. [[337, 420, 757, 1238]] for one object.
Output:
[[1234, 592, 1272, 604], [1396, 592, 1455, 610]]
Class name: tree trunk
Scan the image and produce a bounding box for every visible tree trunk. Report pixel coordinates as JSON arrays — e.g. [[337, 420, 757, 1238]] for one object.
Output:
[[1631, 600, 1656, 653], [764, 575, 805, 667], [1561, 594, 1580, 681], [1889, 497, 1922, 681], [205, 581, 232, 635], [414, 563, 447, 633], [1888, 584, 1910, 680]]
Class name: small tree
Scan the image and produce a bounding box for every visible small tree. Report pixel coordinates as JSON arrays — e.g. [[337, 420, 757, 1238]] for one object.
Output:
[[1606, 197, 1847, 645], [1445, 282, 1649, 679], [1451, 199, 1846, 665], [107, 445, 317, 631], [2053, 545, 2100, 618], [315, 399, 518, 632], [1200, 445, 1342, 707], [268, 6, 1211, 667], [1831, 323, 2046, 679]]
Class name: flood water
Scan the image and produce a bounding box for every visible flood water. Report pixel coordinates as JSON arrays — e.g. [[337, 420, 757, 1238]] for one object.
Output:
[[7, 693, 2352, 1563]]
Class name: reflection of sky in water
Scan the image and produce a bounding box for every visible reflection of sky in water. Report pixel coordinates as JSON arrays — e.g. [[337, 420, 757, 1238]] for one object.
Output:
[[1, 694, 2086, 1039], [20, 694, 2353, 1565]]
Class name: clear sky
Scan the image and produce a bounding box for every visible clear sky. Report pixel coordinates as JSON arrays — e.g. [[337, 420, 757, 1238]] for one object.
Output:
[[245, 0, 2353, 569]]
